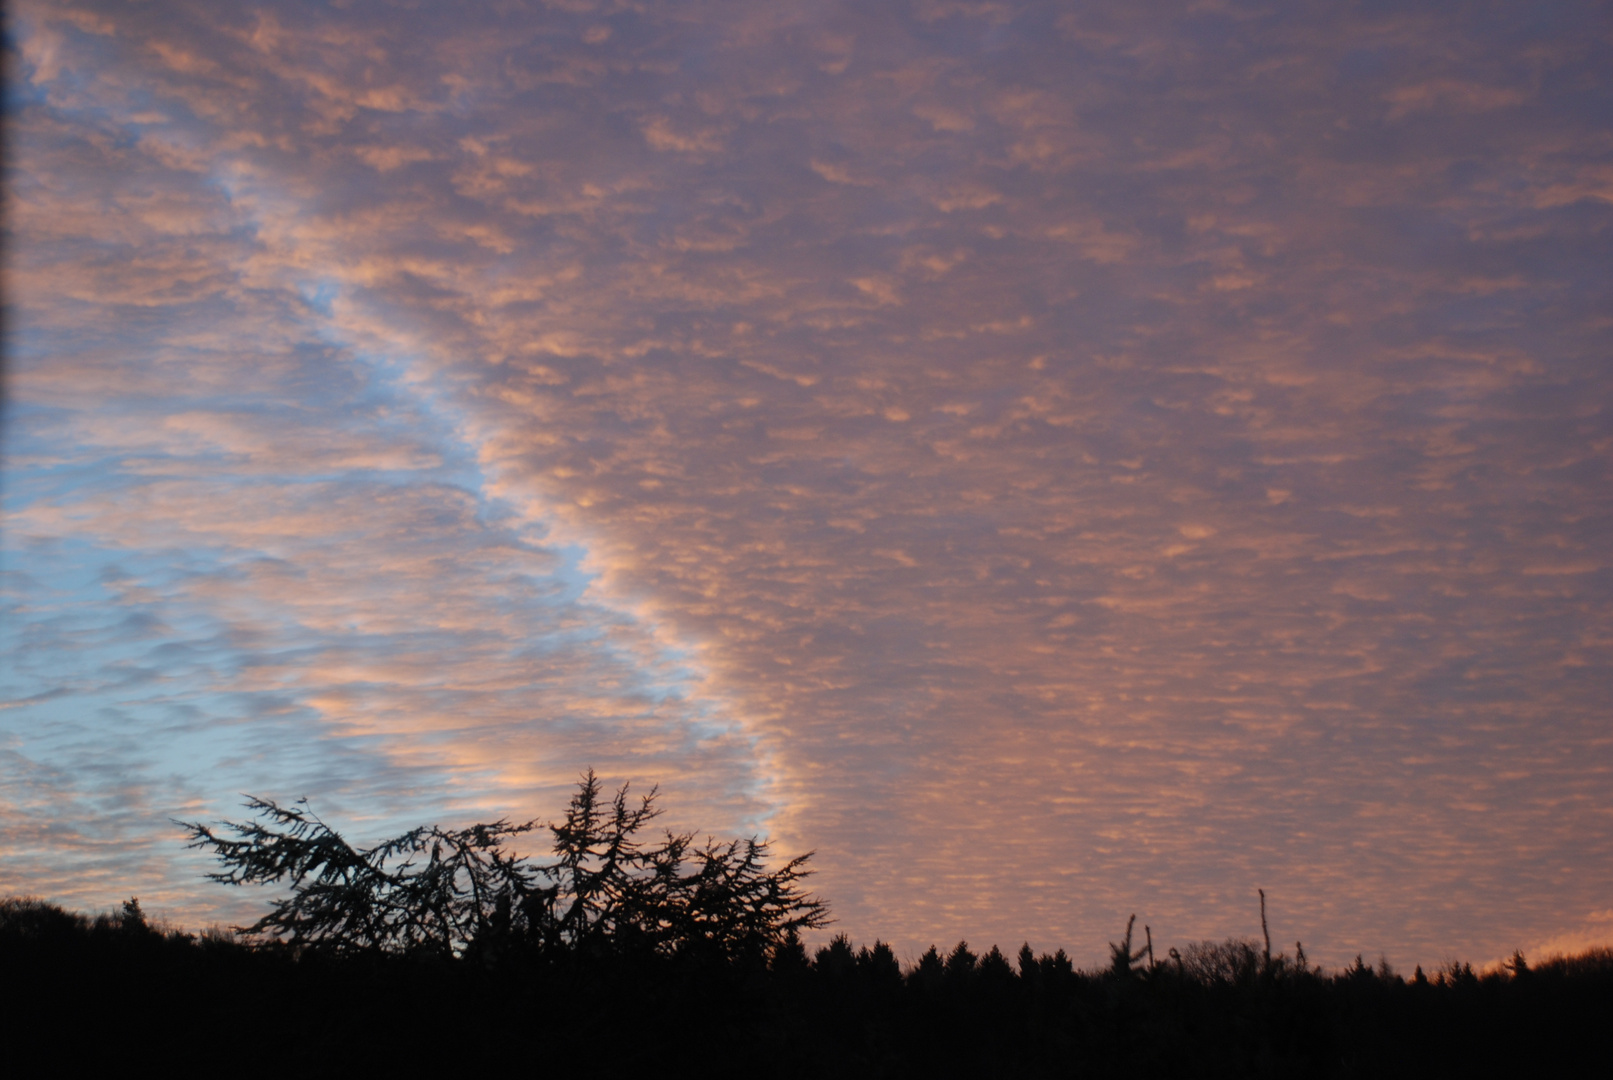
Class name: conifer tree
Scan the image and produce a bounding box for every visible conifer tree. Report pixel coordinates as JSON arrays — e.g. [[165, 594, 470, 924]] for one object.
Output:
[[179, 770, 827, 962]]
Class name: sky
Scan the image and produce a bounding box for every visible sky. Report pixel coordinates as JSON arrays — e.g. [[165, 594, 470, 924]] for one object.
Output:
[[4, 0, 1611, 970]]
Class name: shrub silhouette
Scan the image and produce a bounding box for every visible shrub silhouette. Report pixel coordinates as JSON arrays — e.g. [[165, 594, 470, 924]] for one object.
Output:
[[179, 769, 827, 963], [1176, 937, 1265, 985]]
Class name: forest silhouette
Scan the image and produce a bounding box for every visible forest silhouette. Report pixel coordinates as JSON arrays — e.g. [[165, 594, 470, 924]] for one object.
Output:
[[4, 774, 1609, 1076]]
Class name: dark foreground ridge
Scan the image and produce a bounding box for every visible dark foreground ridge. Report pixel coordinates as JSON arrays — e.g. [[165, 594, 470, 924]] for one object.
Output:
[[4, 776, 1608, 1077]]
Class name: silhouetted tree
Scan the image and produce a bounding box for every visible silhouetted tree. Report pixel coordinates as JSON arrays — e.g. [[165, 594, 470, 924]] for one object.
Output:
[[1108, 914, 1147, 979], [120, 898, 148, 934], [178, 795, 536, 957], [1259, 887, 1272, 971], [978, 944, 1014, 984], [910, 945, 945, 992], [856, 940, 903, 987], [945, 940, 979, 982], [1016, 942, 1037, 980], [179, 769, 827, 963], [769, 929, 810, 976], [814, 933, 857, 978]]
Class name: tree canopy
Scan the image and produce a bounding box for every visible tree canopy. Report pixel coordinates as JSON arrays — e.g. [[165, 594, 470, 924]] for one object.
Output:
[[179, 770, 828, 963]]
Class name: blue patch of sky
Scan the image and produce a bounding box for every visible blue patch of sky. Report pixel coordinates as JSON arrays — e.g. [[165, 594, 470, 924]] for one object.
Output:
[[2, 264, 742, 826], [1, 528, 473, 839], [3, 23, 760, 847]]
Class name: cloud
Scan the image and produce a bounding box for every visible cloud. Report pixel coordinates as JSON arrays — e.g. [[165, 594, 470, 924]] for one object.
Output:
[[6, 0, 1612, 969], [1385, 79, 1528, 121]]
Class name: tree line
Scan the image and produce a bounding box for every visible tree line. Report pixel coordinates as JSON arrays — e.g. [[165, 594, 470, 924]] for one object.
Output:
[[4, 773, 1609, 1076]]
